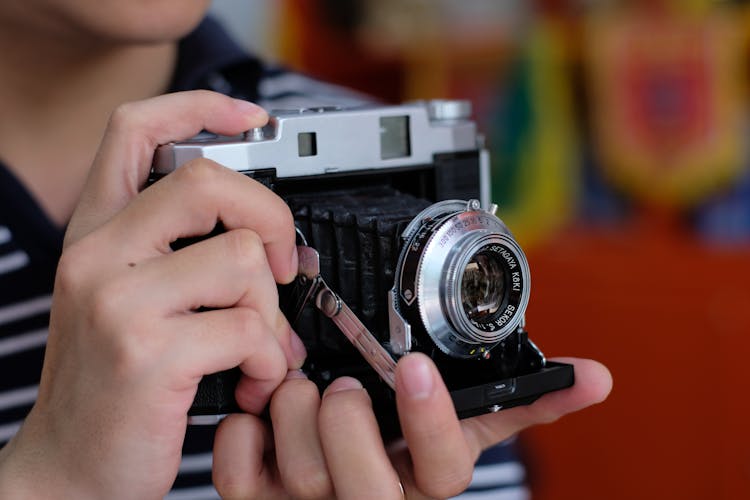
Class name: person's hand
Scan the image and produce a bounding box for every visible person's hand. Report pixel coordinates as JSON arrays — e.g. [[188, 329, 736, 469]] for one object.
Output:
[[212, 354, 611, 499], [0, 91, 307, 499]]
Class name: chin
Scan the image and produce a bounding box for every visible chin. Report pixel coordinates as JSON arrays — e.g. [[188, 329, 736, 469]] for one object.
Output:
[[31, 0, 213, 44], [88, 1, 212, 42]]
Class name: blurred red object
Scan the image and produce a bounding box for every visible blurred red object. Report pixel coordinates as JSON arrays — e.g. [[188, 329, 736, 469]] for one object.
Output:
[[524, 212, 750, 500], [278, 0, 404, 103]]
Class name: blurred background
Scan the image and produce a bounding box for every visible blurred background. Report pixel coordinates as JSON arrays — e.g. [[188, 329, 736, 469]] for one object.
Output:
[[211, 1, 750, 498]]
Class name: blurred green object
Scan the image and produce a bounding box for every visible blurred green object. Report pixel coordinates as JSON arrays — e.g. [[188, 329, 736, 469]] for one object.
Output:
[[490, 20, 580, 248]]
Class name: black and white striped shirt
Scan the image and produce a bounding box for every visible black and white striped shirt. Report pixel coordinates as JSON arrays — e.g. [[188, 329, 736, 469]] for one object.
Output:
[[0, 17, 528, 500]]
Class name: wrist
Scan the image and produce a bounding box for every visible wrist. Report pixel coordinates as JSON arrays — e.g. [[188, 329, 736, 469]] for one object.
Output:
[[0, 435, 36, 499], [0, 415, 95, 500]]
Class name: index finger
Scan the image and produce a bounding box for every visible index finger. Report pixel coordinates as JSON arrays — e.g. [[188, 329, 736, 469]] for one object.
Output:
[[97, 158, 298, 284], [66, 90, 268, 246]]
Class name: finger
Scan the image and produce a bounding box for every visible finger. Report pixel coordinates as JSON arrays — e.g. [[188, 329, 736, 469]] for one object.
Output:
[[270, 372, 333, 500], [68, 90, 267, 245], [167, 307, 288, 414], [124, 228, 305, 369], [213, 413, 281, 500], [97, 158, 298, 283], [394, 353, 474, 498], [461, 357, 612, 456], [318, 377, 403, 500], [134, 228, 277, 311]]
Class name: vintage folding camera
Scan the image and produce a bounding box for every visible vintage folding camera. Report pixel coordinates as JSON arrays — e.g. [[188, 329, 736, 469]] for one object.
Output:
[[152, 100, 574, 436]]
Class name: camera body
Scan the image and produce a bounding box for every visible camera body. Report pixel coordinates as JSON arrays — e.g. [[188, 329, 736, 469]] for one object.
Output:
[[152, 100, 573, 434]]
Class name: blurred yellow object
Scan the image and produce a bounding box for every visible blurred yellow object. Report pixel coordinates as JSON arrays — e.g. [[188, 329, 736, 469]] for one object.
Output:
[[277, 0, 304, 69]]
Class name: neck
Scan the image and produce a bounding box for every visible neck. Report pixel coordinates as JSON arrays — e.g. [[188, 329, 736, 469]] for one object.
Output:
[[0, 30, 177, 227]]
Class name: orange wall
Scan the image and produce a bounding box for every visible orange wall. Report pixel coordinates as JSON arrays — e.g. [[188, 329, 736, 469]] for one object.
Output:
[[524, 214, 750, 499]]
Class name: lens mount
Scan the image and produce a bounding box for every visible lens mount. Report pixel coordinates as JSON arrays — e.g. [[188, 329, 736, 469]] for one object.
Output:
[[394, 200, 531, 359]]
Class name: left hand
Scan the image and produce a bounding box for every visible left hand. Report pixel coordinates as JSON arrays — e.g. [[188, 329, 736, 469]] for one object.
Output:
[[212, 354, 612, 499], [0, 91, 304, 500]]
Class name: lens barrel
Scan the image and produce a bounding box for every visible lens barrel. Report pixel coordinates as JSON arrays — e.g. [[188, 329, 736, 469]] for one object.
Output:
[[394, 200, 530, 359]]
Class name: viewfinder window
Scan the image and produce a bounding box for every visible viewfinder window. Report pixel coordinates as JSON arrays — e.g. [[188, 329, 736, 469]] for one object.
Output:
[[380, 116, 411, 159], [298, 132, 317, 157]]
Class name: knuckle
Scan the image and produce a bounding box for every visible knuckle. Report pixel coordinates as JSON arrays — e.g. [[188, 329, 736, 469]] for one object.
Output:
[[536, 409, 561, 425], [285, 466, 333, 500], [86, 276, 152, 374], [187, 88, 216, 101], [230, 308, 266, 345], [268, 199, 296, 237], [171, 160, 228, 226], [54, 247, 88, 295], [173, 159, 228, 203], [88, 278, 133, 335], [234, 306, 263, 333], [214, 475, 255, 500], [224, 229, 265, 270], [108, 101, 140, 133], [233, 310, 287, 379], [176, 157, 225, 185], [518, 404, 558, 426], [272, 199, 294, 225], [88, 280, 123, 328], [420, 464, 474, 499], [319, 390, 372, 430], [54, 239, 151, 375], [267, 351, 289, 382], [56, 239, 126, 333]]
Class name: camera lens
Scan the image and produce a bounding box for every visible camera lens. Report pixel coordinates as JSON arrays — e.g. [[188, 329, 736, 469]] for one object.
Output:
[[392, 200, 531, 359], [461, 252, 505, 321]]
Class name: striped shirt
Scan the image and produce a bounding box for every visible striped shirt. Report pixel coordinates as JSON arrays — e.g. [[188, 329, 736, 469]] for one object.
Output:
[[0, 17, 528, 499]]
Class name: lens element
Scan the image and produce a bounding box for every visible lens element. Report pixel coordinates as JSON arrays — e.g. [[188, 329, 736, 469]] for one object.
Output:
[[461, 252, 505, 321]]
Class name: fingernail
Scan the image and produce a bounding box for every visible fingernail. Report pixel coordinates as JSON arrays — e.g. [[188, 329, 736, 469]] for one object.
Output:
[[325, 376, 363, 395], [401, 355, 434, 400], [290, 330, 307, 367], [285, 369, 308, 381]]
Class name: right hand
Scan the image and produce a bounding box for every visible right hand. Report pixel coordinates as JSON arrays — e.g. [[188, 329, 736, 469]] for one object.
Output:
[[212, 355, 611, 500], [0, 91, 306, 499]]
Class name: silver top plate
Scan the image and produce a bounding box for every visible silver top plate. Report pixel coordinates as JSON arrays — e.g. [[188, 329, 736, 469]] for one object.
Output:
[[153, 101, 478, 178]]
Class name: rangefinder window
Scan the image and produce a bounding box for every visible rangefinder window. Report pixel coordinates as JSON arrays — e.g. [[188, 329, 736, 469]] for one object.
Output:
[[298, 132, 317, 157], [380, 115, 410, 159]]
